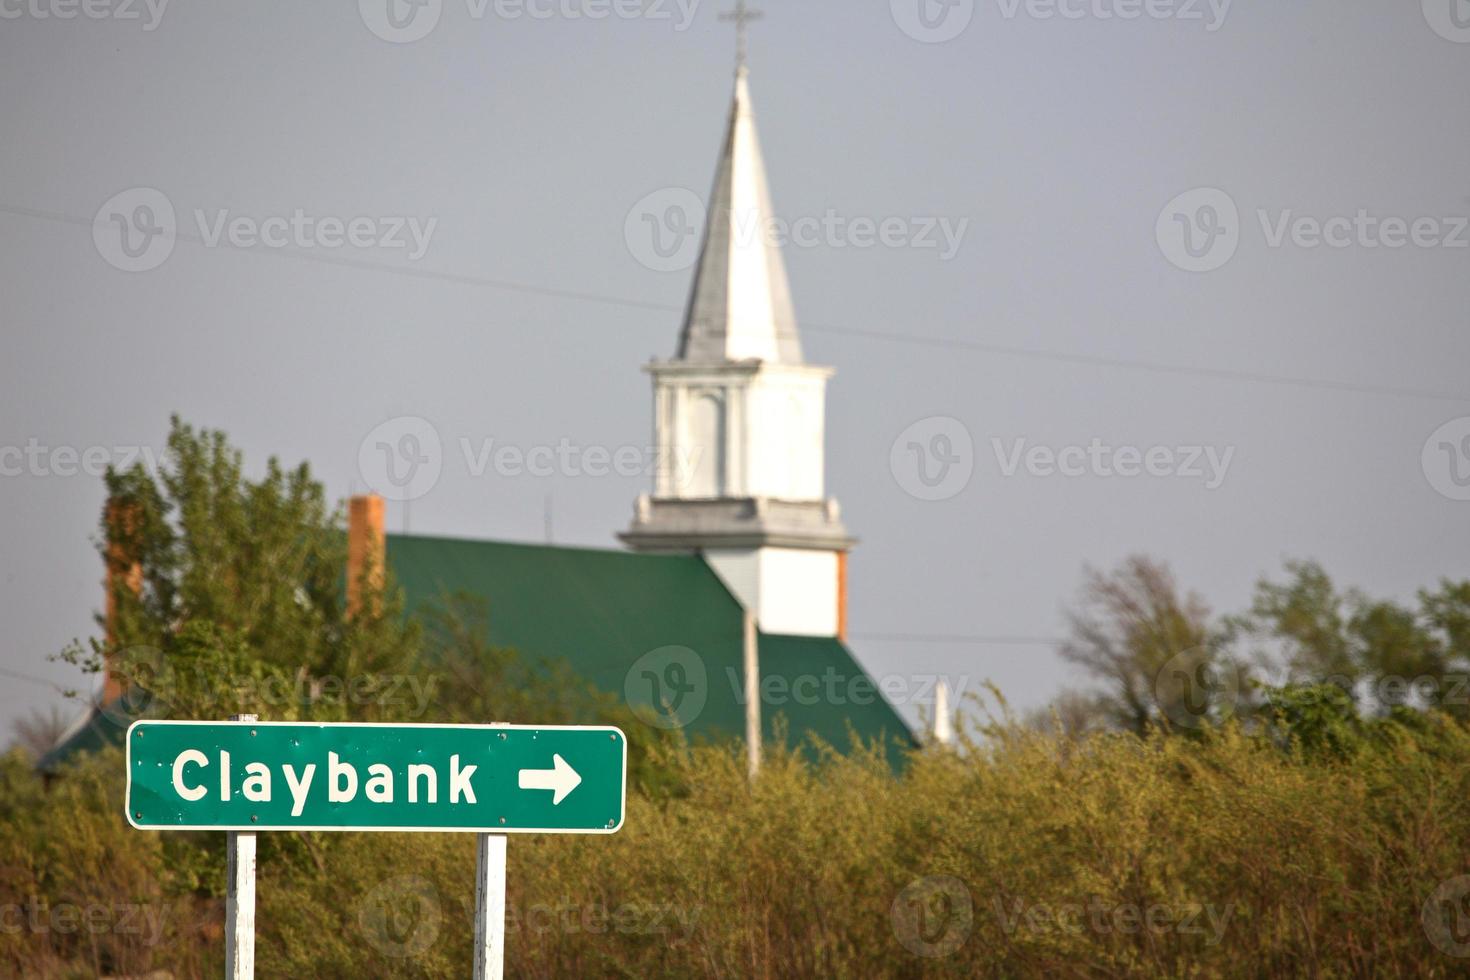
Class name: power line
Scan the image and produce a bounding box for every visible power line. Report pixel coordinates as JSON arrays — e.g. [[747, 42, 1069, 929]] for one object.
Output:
[[852, 632, 1067, 646], [800, 323, 1470, 404], [0, 203, 677, 313], [0, 666, 71, 694], [5, 201, 1468, 404]]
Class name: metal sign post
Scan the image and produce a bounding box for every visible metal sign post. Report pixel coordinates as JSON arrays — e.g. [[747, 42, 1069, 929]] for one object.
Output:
[[473, 833, 508, 980], [224, 714, 257, 980]]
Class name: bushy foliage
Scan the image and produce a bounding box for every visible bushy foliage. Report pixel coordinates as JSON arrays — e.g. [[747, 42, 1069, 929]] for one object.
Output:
[[5, 713, 1470, 977]]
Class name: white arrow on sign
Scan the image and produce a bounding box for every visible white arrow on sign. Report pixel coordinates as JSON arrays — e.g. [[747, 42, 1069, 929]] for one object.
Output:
[[517, 753, 582, 805]]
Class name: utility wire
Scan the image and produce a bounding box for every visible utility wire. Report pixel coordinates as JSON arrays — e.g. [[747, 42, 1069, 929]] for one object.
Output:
[[851, 633, 1067, 646], [5, 202, 1469, 405], [0, 666, 71, 694]]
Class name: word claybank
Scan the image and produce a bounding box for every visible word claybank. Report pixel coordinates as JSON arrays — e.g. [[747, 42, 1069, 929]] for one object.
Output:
[[167, 746, 485, 815]]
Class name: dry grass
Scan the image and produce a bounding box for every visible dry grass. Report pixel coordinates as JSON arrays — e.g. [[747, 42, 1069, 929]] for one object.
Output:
[[4, 716, 1470, 978]]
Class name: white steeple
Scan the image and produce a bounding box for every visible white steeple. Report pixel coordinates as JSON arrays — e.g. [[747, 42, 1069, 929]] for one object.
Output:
[[622, 59, 853, 639], [677, 68, 802, 365]]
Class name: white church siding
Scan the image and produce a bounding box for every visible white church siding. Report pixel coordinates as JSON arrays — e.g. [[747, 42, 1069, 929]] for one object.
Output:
[[705, 548, 840, 638]]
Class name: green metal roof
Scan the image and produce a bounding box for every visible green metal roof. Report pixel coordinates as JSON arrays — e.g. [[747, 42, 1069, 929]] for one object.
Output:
[[36, 702, 135, 773], [40, 534, 914, 771], [387, 534, 914, 763]]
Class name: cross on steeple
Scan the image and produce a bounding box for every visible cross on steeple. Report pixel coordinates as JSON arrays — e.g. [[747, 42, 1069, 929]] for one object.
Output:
[[719, 0, 762, 72]]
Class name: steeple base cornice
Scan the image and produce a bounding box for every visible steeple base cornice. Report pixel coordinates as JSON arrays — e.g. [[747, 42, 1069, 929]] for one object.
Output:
[[620, 495, 854, 553]]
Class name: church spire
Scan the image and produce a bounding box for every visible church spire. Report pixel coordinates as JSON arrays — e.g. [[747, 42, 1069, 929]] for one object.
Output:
[[624, 48, 851, 639], [675, 56, 803, 364]]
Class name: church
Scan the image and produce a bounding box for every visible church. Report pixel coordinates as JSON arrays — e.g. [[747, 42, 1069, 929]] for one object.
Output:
[[43, 59, 915, 771]]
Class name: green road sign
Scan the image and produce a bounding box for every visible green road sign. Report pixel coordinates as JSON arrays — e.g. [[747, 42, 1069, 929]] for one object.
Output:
[[125, 721, 626, 834]]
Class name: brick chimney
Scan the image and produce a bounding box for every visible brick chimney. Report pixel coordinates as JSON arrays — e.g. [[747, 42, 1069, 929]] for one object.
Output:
[[103, 498, 143, 706], [347, 494, 385, 618]]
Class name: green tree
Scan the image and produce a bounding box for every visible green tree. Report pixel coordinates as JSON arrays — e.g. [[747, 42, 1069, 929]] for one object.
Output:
[[1231, 561, 1470, 721], [1059, 556, 1231, 734], [59, 415, 419, 724]]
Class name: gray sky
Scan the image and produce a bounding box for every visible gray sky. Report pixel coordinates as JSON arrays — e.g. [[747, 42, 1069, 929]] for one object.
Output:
[[2, 0, 1468, 735]]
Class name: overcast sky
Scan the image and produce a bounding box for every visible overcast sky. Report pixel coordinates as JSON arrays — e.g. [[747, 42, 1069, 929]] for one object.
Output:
[[2, 0, 1468, 735]]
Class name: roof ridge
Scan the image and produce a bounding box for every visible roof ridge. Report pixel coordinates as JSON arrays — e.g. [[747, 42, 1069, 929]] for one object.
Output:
[[386, 531, 701, 562]]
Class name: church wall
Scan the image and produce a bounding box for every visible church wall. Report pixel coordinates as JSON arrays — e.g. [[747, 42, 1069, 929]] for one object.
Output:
[[756, 547, 839, 636], [704, 547, 839, 637]]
